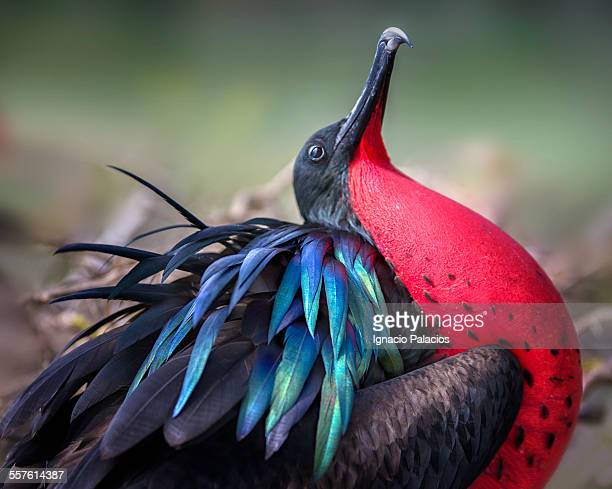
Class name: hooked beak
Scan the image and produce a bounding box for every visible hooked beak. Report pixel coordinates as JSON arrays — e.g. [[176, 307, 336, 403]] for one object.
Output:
[[334, 27, 412, 151]]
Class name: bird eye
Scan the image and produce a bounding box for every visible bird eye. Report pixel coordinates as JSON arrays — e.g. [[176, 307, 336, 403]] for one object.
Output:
[[308, 145, 325, 162]]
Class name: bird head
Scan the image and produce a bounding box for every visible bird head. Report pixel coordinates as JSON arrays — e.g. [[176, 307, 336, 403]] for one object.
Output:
[[293, 27, 410, 236]]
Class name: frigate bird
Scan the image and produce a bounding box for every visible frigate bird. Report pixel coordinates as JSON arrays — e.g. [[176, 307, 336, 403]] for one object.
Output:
[[1, 27, 581, 489]]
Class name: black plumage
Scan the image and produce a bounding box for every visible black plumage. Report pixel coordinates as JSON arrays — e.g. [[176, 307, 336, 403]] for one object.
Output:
[[1, 171, 521, 489]]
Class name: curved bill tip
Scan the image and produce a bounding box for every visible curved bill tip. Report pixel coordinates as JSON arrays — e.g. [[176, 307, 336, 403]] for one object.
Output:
[[380, 27, 413, 51]]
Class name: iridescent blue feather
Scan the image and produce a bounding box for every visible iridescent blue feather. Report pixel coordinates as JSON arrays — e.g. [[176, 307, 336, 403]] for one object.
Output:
[[128, 302, 192, 394], [269, 296, 303, 342], [236, 344, 282, 440], [300, 236, 330, 336], [229, 247, 284, 310], [192, 267, 238, 324], [322, 257, 348, 358], [269, 253, 301, 339], [265, 323, 320, 434], [314, 339, 343, 480], [173, 306, 229, 417]]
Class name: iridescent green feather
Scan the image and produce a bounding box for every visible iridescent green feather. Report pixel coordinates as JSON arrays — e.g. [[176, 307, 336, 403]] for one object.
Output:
[[313, 339, 344, 480], [322, 257, 348, 358], [300, 237, 330, 336], [265, 323, 320, 434], [128, 302, 192, 394]]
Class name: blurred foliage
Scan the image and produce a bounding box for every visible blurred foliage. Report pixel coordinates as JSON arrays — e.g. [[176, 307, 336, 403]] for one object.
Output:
[[0, 1, 611, 243]]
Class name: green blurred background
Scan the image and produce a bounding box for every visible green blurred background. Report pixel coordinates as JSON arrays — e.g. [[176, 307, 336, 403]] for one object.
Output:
[[1, 1, 611, 252], [1, 1, 611, 487]]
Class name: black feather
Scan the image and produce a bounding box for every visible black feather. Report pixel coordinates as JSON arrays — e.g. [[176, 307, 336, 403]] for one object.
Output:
[[64, 443, 116, 489], [241, 299, 273, 345], [100, 348, 194, 459], [110, 256, 175, 298], [62, 304, 144, 352], [163, 340, 255, 447], [114, 302, 184, 353], [125, 224, 197, 247], [243, 217, 290, 227], [55, 243, 159, 261], [228, 248, 285, 310], [50, 283, 188, 305], [108, 166, 206, 229], [71, 338, 155, 421], [1, 327, 126, 438], [169, 224, 259, 254]]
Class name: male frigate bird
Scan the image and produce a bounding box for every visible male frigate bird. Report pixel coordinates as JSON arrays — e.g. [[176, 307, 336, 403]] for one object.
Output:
[[1, 28, 581, 489]]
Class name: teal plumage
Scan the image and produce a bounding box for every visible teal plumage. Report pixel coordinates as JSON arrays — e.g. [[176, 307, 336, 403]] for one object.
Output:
[[173, 306, 229, 416], [356, 244, 388, 313], [229, 247, 284, 311], [36, 172, 420, 481], [269, 296, 303, 341], [152, 305, 195, 371], [353, 255, 379, 306], [128, 302, 192, 394], [268, 253, 301, 340], [264, 361, 324, 459], [322, 257, 348, 358], [266, 323, 320, 434], [236, 344, 282, 440], [300, 236, 331, 336], [344, 323, 360, 385], [332, 232, 360, 269], [346, 277, 375, 377], [335, 335, 356, 434], [192, 267, 238, 324], [314, 338, 344, 480]]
